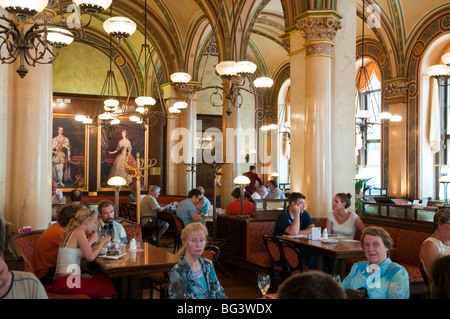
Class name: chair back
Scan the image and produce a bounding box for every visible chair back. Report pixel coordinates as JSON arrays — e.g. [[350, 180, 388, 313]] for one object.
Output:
[[279, 238, 306, 276], [419, 260, 430, 291], [12, 230, 44, 273], [124, 224, 143, 243], [262, 235, 286, 279], [171, 215, 185, 252], [202, 245, 220, 263]]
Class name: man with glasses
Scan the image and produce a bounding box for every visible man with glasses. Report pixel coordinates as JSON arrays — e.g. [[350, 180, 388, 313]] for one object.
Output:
[[140, 185, 171, 246], [176, 189, 205, 227]]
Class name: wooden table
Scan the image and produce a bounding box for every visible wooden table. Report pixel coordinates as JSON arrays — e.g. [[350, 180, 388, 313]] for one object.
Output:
[[278, 236, 365, 278], [94, 242, 179, 299]]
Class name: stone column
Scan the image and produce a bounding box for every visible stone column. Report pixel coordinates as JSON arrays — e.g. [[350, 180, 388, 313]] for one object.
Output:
[[384, 78, 408, 198], [163, 83, 197, 196], [4, 11, 54, 231], [296, 13, 342, 218], [287, 29, 306, 194]]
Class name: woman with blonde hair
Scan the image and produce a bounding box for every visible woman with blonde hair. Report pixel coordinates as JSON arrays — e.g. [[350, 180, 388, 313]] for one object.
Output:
[[168, 222, 226, 299], [52, 207, 115, 298]]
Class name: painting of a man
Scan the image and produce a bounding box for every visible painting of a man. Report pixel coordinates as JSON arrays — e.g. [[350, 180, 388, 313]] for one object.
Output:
[[52, 126, 71, 187]]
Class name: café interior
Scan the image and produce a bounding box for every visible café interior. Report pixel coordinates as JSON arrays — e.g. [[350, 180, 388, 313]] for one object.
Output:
[[1, 0, 450, 300]]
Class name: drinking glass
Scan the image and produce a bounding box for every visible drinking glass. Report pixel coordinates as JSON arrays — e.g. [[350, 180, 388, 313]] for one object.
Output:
[[257, 273, 271, 298], [330, 274, 341, 283]]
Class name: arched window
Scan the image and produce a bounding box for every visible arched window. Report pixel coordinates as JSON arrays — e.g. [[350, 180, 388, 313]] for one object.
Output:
[[277, 79, 290, 185], [355, 59, 382, 188]]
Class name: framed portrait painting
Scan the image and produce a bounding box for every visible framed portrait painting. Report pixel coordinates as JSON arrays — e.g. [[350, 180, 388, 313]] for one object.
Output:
[[97, 120, 148, 191], [52, 114, 89, 191]]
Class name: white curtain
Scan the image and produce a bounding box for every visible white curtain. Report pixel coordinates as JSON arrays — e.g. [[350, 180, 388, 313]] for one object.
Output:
[[430, 78, 440, 153]]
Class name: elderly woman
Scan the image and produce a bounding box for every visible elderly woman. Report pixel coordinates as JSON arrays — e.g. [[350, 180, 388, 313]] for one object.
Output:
[[419, 208, 450, 276], [168, 222, 226, 299], [52, 207, 114, 299], [326, 193, 366, 239], [341, 226, 410, 299]]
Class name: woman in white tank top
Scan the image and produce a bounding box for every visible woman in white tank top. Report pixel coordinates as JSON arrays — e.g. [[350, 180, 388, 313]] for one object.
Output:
[[326, 193, 366, 239], [52, 207, 114, 298], [420, 208, 450, 276]]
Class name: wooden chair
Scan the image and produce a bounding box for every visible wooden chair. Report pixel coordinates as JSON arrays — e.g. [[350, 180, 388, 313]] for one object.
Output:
[[419, 260, 430, 295], [12, 230, 90, 299], [172, 215, 185, 253], [262, 235, 287, 283], [278, 238, 309, 276]]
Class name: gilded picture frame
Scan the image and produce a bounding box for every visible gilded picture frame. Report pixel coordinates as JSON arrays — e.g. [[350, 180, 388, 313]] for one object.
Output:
[[52, 114, 89, 191], [97, 120, 148, 191]]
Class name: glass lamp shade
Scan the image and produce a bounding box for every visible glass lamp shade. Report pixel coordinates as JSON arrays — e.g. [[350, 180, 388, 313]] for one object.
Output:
[[110, 118, 120, 125], [170, 72, 191, 83], [46, 28, 74, 47], [440, 176, 450, 183], [0, 0, 48, 16], [136, 106, 145, 114], [174, 101, 188, 109], [135, 96, 156, 106], [234, 175, 251, 186], [390, 115, 402, 122], [168, 106, 181, 113], [104, 98, 119, 108], [254, 77, 273, 88], [271, 172, 279, 177], [83, 118, 93, 124], [356, 110, 373, 119], [235, 61, 257, 74], [74, 114, 86, 122], [98, 112, 114, 120], [442, 52, 450, 65], [129, 115, 141, 122], [268, 123, 278, 130], [427, 64, 450, 77], [215, 61, 237, 77], [104, 17, 136, 39], [73, 0, 112, 12], [107, 176, 127, 187], [379, 112, 392, 120], [260, 125, 270, 131]]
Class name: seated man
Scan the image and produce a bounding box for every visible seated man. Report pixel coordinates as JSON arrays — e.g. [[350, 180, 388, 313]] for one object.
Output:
[[273, 192, 316, 268], [176, 189, 204, 226], [196, 186, 211, 215], [251, 185, 268, 200], [95, 200, 128, 244], [32, 203, 84, 285], [140, 185, 171, 246], [51, 181, 65, 204], [1, 239, 48, 299], [225, 187, 254, 215], [69, 189, 83, 204], [265, 179, 286, 199]]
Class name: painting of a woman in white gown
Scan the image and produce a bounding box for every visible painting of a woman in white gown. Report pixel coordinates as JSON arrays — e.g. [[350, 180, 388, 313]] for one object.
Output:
[[100, 122, 146, 189], [108, 129, 133, 185]]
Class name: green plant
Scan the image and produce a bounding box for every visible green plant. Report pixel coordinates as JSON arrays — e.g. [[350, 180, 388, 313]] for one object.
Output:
[[355, 177, 374, 215]]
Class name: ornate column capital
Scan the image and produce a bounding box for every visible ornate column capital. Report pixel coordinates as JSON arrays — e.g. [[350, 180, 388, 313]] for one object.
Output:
[[296, 14, 342, 44]]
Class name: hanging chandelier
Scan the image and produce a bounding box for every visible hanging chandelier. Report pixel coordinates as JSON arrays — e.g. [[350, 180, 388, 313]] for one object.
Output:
[[0, 0, 136, 78], [168, 0, 273, 116]]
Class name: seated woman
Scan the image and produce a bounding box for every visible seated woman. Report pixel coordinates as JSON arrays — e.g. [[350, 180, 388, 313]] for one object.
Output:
[[341, 226, 410, 299], [168, 222, 226, 299], [419, 208, 450, 277], [225, 187, 254, 215], [326, 193, 365, 239], [52, 207, 115, 299]]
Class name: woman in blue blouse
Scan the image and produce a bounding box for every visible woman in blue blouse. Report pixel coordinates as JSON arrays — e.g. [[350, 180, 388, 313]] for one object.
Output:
[[341, 226, 410, 299], [168, 222, 226, 299]]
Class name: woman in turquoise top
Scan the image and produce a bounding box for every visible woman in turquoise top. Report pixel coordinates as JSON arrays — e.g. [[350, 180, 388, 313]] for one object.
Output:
[[168, 222, 226, 299], [341, 226, 410, 299]]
